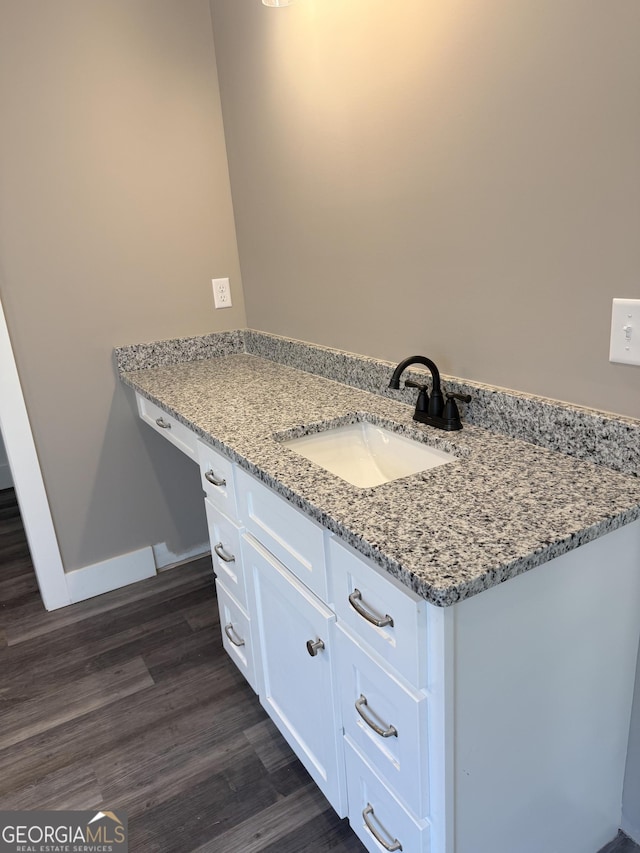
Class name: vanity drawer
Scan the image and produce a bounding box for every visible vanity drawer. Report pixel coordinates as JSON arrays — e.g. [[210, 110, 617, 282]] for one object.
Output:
[[236, 467, 327, 601], [197, 439, 238, 518], [336, 624, 429, 819], [328, 537, 428, 688], [345, 738, 431, 853], [136, 393, 198, 461], [216, 579, 258, 694], [205, 499, 247, 610]]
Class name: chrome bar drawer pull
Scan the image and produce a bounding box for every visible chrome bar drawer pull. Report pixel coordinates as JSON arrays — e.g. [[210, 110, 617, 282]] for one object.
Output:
[[362, 804, 402, 852], [355, 694, 398, 738], [224, 623, 245, 647], [204, 470, 226, 487], [214, 543, 235, 563], [306, 637, 325, 657], [348, 589, 394, 628], [155, 417, 172, 429]]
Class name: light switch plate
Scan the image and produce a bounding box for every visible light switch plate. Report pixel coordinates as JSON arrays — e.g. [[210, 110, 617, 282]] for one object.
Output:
[[609, 298, 640, 365]]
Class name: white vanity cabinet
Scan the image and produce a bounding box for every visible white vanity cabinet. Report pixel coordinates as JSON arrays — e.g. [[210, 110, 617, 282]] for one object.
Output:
[[135, 392, 640, 853], [227, 463, 640, 853]]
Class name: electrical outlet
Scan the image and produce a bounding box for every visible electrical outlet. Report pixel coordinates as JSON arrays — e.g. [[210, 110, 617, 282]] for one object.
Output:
[[212, 278, 232, 309], [609, 298, 640, 365]]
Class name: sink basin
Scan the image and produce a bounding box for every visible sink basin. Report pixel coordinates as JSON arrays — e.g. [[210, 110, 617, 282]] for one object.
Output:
[[281, 421, 455, 488]]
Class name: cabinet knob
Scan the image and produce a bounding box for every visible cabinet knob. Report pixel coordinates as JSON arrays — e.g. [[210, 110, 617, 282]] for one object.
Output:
[[155, 417, 172, 429], [306, 637, 325, 657]]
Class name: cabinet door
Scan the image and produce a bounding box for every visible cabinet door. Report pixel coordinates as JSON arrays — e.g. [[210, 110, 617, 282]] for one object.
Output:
[[245, 534, 347, 817]]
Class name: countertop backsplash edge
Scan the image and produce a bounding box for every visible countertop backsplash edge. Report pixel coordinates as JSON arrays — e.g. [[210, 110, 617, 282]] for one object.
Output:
[[115, 328, 640, 478]]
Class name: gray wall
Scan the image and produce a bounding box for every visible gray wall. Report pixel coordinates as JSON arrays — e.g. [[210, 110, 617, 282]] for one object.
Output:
[[0, 0, 245, 571], [211, 0, 640, 419]]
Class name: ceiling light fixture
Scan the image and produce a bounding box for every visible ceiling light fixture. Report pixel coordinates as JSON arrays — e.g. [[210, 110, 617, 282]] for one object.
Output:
[[262, 0, 295, 6]]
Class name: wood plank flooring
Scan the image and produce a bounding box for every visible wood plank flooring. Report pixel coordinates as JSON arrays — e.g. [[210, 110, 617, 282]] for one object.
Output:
[[0, 487, 364, 852], [1, 486, 637, 853]]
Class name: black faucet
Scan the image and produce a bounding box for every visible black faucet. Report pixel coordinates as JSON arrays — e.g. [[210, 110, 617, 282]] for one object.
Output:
[[388, 355, 471, 431]]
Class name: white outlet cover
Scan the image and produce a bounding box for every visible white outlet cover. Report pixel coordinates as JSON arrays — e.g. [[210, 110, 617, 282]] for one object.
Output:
[[212, 277, 232, 309], [609, 298, 640, 365]]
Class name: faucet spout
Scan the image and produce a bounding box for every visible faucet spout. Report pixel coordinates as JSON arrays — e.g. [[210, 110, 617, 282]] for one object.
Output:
[[389, 354, 470, 430], [388, 355, 444, 417]]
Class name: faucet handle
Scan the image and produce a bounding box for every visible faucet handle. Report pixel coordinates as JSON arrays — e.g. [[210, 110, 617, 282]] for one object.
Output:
[[443, 391, 471, 426], [446, 392, 472, 404], [404, 380, 429, 414]]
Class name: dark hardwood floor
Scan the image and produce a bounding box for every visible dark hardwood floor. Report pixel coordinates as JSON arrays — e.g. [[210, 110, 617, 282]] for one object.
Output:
[[1, 486, 637, 853], [0, 487, 364, 852]]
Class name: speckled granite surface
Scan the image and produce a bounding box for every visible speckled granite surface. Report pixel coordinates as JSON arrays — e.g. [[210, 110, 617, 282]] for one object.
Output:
[[119, 351, 640, 607], [114, 330, 244, 372], [113, 329, 640, 478], [244, 330, 640, 478]]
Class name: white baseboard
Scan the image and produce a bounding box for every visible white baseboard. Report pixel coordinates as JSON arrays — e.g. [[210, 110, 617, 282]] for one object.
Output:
[[152, 540, 210, 572], [0, 462, 13, 490], [65, 546, 157, 604]]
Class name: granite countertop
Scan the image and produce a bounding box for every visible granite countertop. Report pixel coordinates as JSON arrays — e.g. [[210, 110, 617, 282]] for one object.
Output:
[[121, 353, 640, 607]]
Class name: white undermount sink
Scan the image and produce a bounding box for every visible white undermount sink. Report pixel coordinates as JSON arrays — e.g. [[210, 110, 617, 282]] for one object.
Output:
[[281, 421, 455, 488]]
